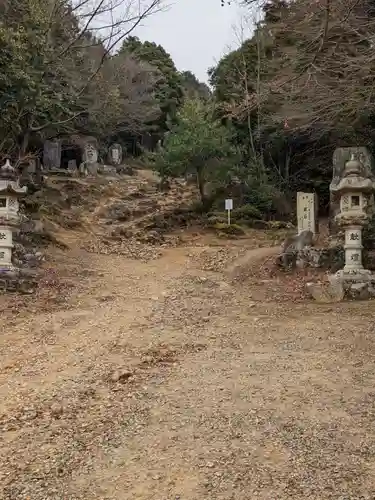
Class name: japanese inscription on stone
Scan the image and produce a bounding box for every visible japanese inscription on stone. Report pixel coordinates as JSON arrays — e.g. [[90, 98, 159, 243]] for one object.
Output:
[[297, 192, 317, 234]]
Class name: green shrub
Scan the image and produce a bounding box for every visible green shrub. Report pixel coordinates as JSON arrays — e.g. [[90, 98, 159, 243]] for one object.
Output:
[[232, 204, 262, 221], [212, 222, 245, 236], [207, 214, 227, 225]]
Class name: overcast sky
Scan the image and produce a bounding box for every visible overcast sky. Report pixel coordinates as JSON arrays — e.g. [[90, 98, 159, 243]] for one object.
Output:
[[133, 0, 251, 83]]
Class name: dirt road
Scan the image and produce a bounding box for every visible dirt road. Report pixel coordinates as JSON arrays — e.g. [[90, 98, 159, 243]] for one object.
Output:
[[1, 233, 375, 499]]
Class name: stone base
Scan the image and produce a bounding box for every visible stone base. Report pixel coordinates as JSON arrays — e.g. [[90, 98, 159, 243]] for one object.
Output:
[[306, 269, 375, 302], [0, 268, 38, 294], [333, 268, 373, 284]]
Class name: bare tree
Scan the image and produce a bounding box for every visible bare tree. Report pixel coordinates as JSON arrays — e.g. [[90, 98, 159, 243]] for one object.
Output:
[[229, 0, 375, 138]]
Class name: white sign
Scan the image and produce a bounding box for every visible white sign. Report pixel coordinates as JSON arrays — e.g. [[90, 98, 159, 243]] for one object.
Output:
[[225, 199, 233, 225]]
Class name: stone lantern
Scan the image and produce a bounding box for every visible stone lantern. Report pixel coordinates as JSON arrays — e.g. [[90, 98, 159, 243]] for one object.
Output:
[[330, 153, 375, 286], [0, 159, 27, 270]]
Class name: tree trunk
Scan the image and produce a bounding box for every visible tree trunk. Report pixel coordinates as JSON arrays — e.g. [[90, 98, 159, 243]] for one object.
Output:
[[19, 130, 30, 163], [196, 167, 212, 211], [196, 166, 206, 203]]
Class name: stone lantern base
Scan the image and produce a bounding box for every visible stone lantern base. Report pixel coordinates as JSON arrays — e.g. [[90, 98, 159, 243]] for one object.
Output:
[[327, 269, 375, 300]]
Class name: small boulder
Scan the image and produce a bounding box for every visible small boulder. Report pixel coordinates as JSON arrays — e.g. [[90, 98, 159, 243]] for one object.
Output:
[[110, 369, 133, 383]]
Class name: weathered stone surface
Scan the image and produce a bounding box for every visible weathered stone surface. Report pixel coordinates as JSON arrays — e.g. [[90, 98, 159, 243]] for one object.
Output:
[[67, 160, 78, 174], [299, 245, 344, 271], [99, 165, 117, 176], [43, 140, 61, 169], [348, 282, 371, 300], [297, 192, 318, 234], [83, 143, 98, 174], [306, 279, 345, 303], [108, 144, 122, 166], [277, 245, 344, 272], [330, 147, 375, 234]]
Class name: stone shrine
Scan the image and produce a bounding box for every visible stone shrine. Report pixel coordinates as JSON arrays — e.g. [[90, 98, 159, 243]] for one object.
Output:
[[108, 143, 122, 166], [297, 192, 318, 234], [0, 159, 27, 269]]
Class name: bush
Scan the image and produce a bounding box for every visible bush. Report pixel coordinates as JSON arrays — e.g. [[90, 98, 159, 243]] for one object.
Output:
[[232, 204, 262, 221], [207, 214, 227, 225], [212, 222, 245, 236]]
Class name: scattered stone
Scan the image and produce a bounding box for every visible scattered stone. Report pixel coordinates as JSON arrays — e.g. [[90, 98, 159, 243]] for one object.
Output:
[[306, 279, 345, 303], [50, 403, 64, 418], [110, 369, 133, 383]]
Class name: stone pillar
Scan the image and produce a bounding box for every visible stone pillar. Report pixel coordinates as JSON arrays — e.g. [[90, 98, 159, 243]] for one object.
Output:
[[296, 192, 318, 234], [343, 225, 363, 273], [43, 140, 61, 169]]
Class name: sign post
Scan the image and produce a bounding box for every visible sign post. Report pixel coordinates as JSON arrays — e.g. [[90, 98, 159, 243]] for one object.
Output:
[[225, 199, 233, 225]]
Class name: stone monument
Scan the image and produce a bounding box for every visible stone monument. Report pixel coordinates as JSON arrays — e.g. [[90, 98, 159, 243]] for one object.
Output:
[[108, 143, 122, 166], [43, 140, 61, 169], [0, 160, 27, 270], [297, 192, 318, 234], [83, 143, 98, 174]]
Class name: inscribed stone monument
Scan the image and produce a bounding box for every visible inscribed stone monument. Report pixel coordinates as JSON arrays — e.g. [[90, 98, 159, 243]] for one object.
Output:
[[297, 192, 318, 234], [43, 140, 61, 169], [108, 143, 122, 166]]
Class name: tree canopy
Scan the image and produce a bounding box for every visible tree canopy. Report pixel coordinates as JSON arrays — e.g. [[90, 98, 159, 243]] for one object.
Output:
[[209, 0, 375, 213], [0, 0, 209, 163]]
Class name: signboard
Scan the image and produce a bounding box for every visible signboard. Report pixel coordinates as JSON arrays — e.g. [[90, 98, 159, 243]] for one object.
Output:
[[225, 199, 233, 210], [225, 199, 233, 224]]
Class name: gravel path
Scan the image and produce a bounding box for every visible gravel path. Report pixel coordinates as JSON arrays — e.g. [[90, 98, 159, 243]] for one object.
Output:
[[1, 241, 375, 499]]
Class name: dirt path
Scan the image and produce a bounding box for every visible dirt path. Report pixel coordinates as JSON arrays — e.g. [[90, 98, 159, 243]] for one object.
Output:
[[1, 236, 375, 499]]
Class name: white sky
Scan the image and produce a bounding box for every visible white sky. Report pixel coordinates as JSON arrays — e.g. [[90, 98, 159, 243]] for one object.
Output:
[[132, 0, 251, 83]]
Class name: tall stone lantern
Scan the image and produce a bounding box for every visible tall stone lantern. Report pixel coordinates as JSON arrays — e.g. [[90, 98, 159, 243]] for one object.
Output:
[[0, 159, 27, 270], [330, 153, 375, 286]]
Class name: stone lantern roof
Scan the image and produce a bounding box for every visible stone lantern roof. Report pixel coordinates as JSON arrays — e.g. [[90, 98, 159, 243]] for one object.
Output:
[[0, 160, 27, 196], [331, 154, 375, 195]]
